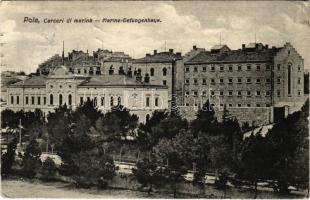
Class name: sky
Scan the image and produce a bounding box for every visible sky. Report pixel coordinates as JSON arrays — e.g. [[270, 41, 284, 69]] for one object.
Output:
[[0, 1, 309, 73]]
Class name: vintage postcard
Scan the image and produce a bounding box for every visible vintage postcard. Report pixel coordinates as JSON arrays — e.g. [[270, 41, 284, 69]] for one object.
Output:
[[0, 1, 309, 199]]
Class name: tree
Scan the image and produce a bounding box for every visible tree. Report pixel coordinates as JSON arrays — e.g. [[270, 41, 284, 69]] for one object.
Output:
[[265, 99, 309, 194], [132, 157, 165, 195], [1, 138, 18, 177], [21, 138, 42, 178]]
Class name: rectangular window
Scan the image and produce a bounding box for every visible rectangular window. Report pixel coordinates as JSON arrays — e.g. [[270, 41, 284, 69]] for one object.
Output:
[[16, 96, 19, 105], [298, 78, 301, 84], [80, 97, 84, 104], [266, 91, 270, 96], [185, 67, 189, 72], [237, 78, 242, 84], [228, 91, 233, 96], [256, 104, 261, 107], [194, 67, 198, 72], [277, 78, 281, 84], [228, 104, 233, 107], [31, 96, 35, 105], [238, 104, 242, 107], [163, 80, 167, 85], [277, 64, 281, 71], [38, 97, 41, 105], [185, 79, 190, 84], [266, 78, 270, 84], [247, 91, 251, 97], [211, 79, 215, 84], [44, 97, 46, 105], [237, 91, 242, 97], [202, 79, 206, 85], [220, 66, 224, 71], [202, 67, 206, 72], [228, 65, 233, 71], [277, 90, 281, 97], [238, 65, 242, 71], [194, 79, 198, 84], [247, 104, 251, 107], [220, 91, 224, 96], [101, 97, 105, 106], [220, 78, 224, 84], [266, 65, 270, 70], [228, 78, 233, 84], [256, 78, 261, 84], [256, 91, 261, 96], [193, 91, 198, 96], [211, 66, 215, 71], [11, 96, 14, 104], [247, 65, 251, 71], [256, 65, 261, 71], [26, 96, 29, 105], [87, 97, 91, 102], [247, 78, 251, 84], [146, 97, 150, 107], [155, 97, 159, 107]]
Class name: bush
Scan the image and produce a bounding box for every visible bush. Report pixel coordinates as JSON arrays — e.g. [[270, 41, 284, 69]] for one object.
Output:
[[40, 157, 57, 181]]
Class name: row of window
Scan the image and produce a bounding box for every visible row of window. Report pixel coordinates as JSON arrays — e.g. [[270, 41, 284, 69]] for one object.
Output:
[[184, 102, 271, 108], [185, 64, 302, 73], [185, 77, 302, 85], [185, 90, 302, 97]]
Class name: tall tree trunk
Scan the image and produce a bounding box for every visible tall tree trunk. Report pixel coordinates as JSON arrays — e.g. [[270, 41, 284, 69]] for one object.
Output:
[[254, 180, 258, 199]]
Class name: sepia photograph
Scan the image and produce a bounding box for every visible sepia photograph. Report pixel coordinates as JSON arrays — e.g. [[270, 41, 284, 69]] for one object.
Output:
[[0, 1, 309, 199]]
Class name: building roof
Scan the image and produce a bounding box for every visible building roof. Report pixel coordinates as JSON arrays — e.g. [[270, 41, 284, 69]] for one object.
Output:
[[133, 52, 182, 63], [211, 44, 230, 50], [10, 75, 47, 86], [78, 74, 167, 88], [186, 47, 281, 64]]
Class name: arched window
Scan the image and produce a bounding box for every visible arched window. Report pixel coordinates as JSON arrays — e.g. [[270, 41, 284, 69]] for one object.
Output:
[[150, 68, 155, 76], [94, 97, 97, 107], [146, 114, 150, 122], [162, 68, 167, 76], [110, 96, 114, 106], [109, 65, 114, 75], [144, 73, 150, 83], [137, 68, 142, 75], [50, 94, 53, 105], [68, 94, 72, 105], [288, 64, 292, 95], [117, 97, 121, 105], [101, 97, 105, 106], [59, 94, 63, 105]]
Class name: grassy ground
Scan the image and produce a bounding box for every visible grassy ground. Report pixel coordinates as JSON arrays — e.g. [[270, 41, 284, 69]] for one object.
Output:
[[1, 178, 307, 199]]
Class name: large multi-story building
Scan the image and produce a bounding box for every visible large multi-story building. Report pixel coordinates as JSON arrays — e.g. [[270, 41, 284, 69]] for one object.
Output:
[[181, 42, 306, 125], [7, 65, 168, 122]]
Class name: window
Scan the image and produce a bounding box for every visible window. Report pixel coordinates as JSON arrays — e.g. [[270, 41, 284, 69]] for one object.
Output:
[[228, 65, 233, 71], [237, 78, 242, 84], [256, 78, 261, 84], [228, 91, 233, 96], [266, 78, 270, 84], [277, 78, 281, 84], [288, 64, 292, 95], [211, 66, 215, 71], [211, 91, 215, 96], [237, 91, 242, 97], [194, 91, 198, 96], [202, 79, 206, 85], [77, 69, 81, 74], [247, 65, 251, 71], [155, 97, 159, 107], [211, 79, 215, 84], [37, 96, 41, 105], [202, 91, 206, 96], [247, 91, 251, 96], [238, 65, 242, 71], [59, 85, 62, 89], [228, 104, 233, 107], [238, 104, 242, 107], [247, 104, 251, 107], [11, 96, 14, 104], [220, 91, 224, 96], [228, 78, 233, 84], [68, 94, 72, 105], [194, 79, 198, 84], [256, 65, 261, 71], [101, 97, 105, 106], [298, 65, 301, 71], [31, 96, 35, 105], [84, 69, 87, 74], [117, 97, 121, 105], [69, 85, 72, 89], [266, 104, 270, 107], [194, 67, 198, 72], [162, 68, 167, 76], [44, 97, 46, 105], [150, 68, 154, 76], [59, 94, 63, 105], [266, 91, 270, 96], [277, 64, 281, 71], [163, 80, 167, 85], [185, 67, 189, 72], [256, 91, 261, 96], [185, 103, 189, 106], [80, 97, 83, 105], [256, 104, 261, 107], [185, 91, 189, 96], [26, 96, 29, 104], [220, 66, 224, 71], [50, 85, 53, 89], [298, 77, 301, 84], [298, 91, 301, 96], [185, 79, 190, 84], [110, 96, 114, 106], [220, 78, 224, 84], [17, 96, 19, 104], [247, 78, 251, 83], [146, 97, 150, 107], [146, 114, 150, 122], [277, 90, 281, 97], [202, 67, 206, 72], [266, 65, 270, 70], [50, 94, 53, 105]]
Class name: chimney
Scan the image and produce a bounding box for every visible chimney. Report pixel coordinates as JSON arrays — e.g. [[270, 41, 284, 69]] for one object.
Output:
[[255, 43, 258, 49], [154, 50, 157, 55], [193, 45, 197, 50], [242, 44, 245, 50], [169, 49, 173, 53], [265, 44, 269, 49]]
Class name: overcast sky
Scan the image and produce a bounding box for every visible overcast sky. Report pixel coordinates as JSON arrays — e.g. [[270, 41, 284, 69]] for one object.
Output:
[[0, 1, 309, 73]]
